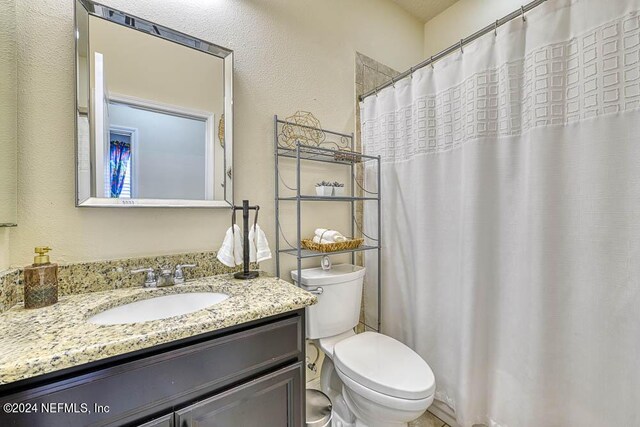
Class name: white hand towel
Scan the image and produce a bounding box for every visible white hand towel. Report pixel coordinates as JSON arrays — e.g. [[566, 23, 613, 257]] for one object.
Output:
[[217, 225, 243, 267], [314, 228, 347, 242], [249, 224, 272, 263], [232, 224, 243, 266], [248, 225, 256, 262], [312, 236, 333, 244], [315, 228, 329, 237]]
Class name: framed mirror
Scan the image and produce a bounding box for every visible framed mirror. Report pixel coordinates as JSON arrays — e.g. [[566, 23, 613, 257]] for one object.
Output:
[[75, 0, 233, 207]]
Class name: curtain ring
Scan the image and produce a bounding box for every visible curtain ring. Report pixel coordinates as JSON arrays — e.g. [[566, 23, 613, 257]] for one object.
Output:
[[430, 56, 434, 69], [521, 5, 526, 22], [494, 19, 499, 36], [409, 66, 414, 78], [459, 39, 464, 54], [375, 87, 378, 97], [391, 76, 396, 88]]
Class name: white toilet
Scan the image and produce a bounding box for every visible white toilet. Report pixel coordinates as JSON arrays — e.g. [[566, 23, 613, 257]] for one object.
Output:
[[292, 264, 435, 427]]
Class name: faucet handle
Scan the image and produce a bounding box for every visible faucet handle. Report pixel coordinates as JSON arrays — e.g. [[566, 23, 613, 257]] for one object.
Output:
[[131, 268, 157, 288], [174, 264, 197, 285]]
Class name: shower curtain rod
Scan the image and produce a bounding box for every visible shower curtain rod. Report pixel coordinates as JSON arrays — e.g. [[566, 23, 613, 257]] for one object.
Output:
[[359, 0, 548, 102]]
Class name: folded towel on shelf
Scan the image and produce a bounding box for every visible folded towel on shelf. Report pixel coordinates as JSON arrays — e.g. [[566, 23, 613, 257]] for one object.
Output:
[[249, 224, 272, 263], [217, 224, 243, 267], [312, 236, 334, 245], [314, 228, 347, 242]]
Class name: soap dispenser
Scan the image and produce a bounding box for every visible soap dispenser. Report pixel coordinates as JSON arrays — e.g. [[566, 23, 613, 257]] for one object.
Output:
[[23, 246, 58, 309]]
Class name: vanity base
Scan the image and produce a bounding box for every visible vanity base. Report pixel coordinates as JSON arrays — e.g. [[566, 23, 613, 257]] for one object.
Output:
[[0, 309, 306, 427]]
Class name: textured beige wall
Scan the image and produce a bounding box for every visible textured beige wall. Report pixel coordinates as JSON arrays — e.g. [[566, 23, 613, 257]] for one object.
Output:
[[0, 0, 17, 228], [0, 0, 16, 271], [0, 229, 9, 271], [424, 0, 523, 57], [10, 0, 423, 270]]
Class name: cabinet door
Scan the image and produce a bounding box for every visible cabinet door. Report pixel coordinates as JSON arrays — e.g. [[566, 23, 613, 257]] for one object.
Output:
[[138, 413, 174, 427], [175, 363, 303, 427]]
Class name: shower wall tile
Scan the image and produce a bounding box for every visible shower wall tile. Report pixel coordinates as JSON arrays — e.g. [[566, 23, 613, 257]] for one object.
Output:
[[363, 66, 378, 93], [375, 70, 390, 87], [355, 52, 399, 329], [378, 63, 401, 80], [356, 55, 364, 85], [360, 54, 379, 70]]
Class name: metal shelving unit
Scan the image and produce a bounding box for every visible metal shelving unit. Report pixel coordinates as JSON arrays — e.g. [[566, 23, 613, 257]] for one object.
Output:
[[273, 115, 382, 331]]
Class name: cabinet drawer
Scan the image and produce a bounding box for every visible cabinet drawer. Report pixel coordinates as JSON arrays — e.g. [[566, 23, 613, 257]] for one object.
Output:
[[0, 314, 303, 427], [138, 413, 174, 427], [175, 363, 303, 427]]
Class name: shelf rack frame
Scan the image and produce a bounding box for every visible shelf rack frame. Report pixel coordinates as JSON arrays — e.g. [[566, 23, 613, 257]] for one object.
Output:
[[273, 115, 382, 332]]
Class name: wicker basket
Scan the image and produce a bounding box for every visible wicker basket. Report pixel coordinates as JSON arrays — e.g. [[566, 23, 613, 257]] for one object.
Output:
[[301, 237, 364, 253]]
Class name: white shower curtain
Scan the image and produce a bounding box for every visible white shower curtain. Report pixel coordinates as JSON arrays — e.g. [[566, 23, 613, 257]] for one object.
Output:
[[361, 0, 640, 425]]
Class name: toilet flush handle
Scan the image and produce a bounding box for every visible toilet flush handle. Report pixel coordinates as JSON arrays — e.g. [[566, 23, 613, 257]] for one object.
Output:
[[308, 287, 324, 295]]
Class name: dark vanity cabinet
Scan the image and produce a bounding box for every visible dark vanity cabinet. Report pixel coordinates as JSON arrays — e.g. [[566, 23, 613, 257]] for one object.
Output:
[[175, 364, 301, 426], [0, 310, 305, 427]]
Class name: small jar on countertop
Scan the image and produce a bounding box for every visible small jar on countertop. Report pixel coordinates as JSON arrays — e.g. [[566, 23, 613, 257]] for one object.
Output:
[[23, 246, 58, 309]]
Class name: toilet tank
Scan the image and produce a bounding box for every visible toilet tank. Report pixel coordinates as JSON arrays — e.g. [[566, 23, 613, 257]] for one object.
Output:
[[291, 264, 366, 340]]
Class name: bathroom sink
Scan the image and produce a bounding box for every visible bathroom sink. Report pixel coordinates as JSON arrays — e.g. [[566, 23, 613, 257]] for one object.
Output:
[[88, 292, 229, 325]]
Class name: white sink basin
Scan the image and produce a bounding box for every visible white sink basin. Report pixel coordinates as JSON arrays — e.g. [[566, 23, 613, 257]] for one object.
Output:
[[88, 292, 229, 325]]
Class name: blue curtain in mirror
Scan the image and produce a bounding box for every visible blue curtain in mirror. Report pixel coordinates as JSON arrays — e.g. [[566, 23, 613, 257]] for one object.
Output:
[[109, 141, 131, 198]]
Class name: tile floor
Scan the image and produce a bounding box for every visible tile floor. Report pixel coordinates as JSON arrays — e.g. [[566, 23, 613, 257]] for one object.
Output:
[[410, 410, 451, 427]]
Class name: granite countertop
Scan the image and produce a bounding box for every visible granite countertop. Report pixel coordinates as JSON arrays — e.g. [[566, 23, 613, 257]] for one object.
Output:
[[0, 274, 316, 385]]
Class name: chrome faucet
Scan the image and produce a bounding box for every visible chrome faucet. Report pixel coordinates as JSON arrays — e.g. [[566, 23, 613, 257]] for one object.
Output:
[[130, 268, 157, 288], [157, 266, 174, 287], [174, 264, 197, 285], [131, 264, 197, 288]]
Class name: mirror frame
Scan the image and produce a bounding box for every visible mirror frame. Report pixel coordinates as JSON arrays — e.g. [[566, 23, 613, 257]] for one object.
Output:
[[74, 0, 234, 208]]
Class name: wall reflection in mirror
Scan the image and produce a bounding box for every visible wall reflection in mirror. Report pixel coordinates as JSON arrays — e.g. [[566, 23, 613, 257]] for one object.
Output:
[[75, 0, 233, 207]]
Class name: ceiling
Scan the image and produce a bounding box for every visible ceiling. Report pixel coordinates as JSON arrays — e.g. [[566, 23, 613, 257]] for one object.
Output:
[[389, 0, 459, 23]]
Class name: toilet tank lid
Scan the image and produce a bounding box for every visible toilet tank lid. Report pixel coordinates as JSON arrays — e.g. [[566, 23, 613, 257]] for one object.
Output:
[[290, 264, 365, 286]]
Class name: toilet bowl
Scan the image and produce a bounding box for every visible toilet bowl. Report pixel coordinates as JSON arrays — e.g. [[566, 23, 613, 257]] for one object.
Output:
[[292, 265, 435, 427], [333, 331, 435, 427]]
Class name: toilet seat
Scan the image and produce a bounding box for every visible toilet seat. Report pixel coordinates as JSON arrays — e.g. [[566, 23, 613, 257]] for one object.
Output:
[[333, 332, 435, 400], [318, 330, 356, 359], [336, 365, 434, 412]]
